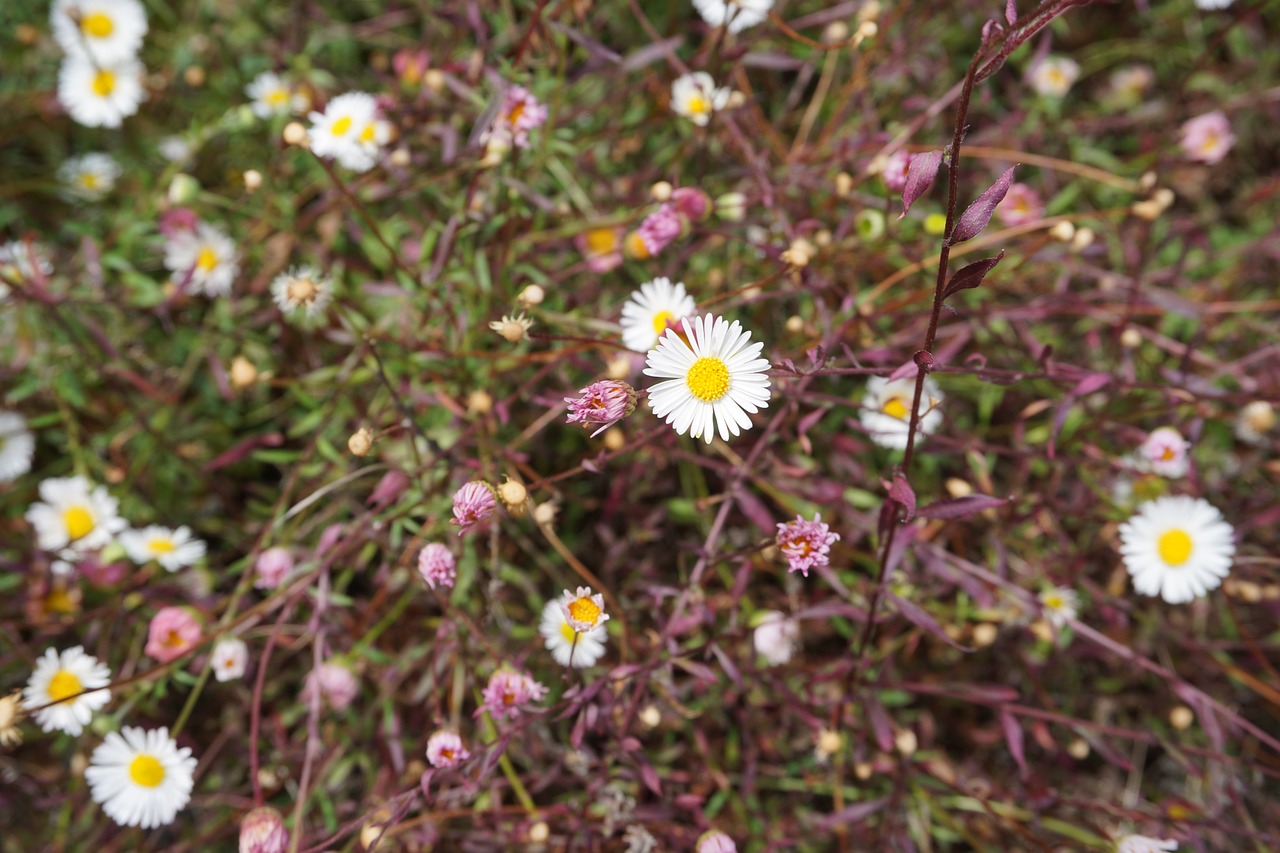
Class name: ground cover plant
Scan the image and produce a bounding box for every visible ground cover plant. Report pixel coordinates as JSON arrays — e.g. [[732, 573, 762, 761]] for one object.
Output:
[[1, 0, 1278, 849]]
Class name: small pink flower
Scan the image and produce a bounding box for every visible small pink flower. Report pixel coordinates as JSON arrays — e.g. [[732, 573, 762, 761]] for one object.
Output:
[[564, 380, 637, 437], [145, 606, 203, 663], [574, 226, 624, 273], [302, 661, 358, 712], [1138, 427, 1190, 478], [159, 207, 200, 238], [78, 555, 129, 586], [882, 150, 913, 192], [451, 481, 497, 534], [996, 182, 1044, 226], [487, 85, 547, 149], [775, 513, 840, 577], [426, 729, 471, 768], [697, 830, 737, 853], [239, 806, 290, 853], [1180, 111, 1234, 164], [476, 668, 547, 720], [417, 543, 457, 589], [392, 49, 431, 87], [672, 186, 712, 222], [636, 203, 683, 257], [212, 637, 249, 682], [254, 547, 294, 590]]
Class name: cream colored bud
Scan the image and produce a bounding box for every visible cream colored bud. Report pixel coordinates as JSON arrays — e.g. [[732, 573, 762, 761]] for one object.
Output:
[[816, 728, 843, 757], [894, 728, 918, 756], [498, 478, 528, 508], [283, 122, 308, 146], [347, 427, 374, 457], [605, 356, 631, 381], [389, 148, 411, 168], [183, 66, 206, 87], [835, 171, 854, 197], [490, 313, 533, 343], [602, 427, 625, 451], [856, 20, 879, 39], [785, 315, 804, 333], [857, 0, 882, 22], [1066, 738, 1090, 759], [1153, 187, 1175, 210], [1070, 226, 1094, 252], [945, 478, 973, 498], [1169, 706, 1194, 730], [781, 237, 816, 268], [532, 501, 559, 527], [1029, 620, 1054, 643], [243, 169, 263, 191], [1139, 171, 1157, 192], [813, 229, 833, 248], [854, 761, 873, 780], [229, 356, 258, 389], [1241, 400, 1276, 435], [528, 821, 550, 843], [639, 705, 662, 729], [467, 389, 494, 415], [1120, 328, 1142, 349], [360, 808, 392, 851], [823, 21, 850, 43], [726, 90, 747, 109], [423, 69, 446, 94], [1130, 199, 1160, 220], [518, 284, 545, 308], [1049, 221, 1076, 242], [650, 181, 673, 202], [972, 623, 998, 647]]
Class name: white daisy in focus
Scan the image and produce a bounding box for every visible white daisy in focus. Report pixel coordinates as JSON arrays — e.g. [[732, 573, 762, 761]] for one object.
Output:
[[644, 313, 772, 444], [163, 222, 239, 297], [620, 277, 697, 353], [118, 525, 206, 571], [246, 71, 306, 119], [671, 72, 731, 127], [271, 266, 332, 320], [50, 0, 148, 64], [307, 92, 389, 172], [1029, 56, 1080, 98], [0, 411, 36, 482], [58, 152, 122, 200], [86, 726, 197, 829], [22, 646, 112, 736], [1235, 401, 1275, 446], [752, 610, 799, 666], [0, 241, 53, 288], [858, 375, 944, 451], [692, 0, 774, 33], [1116, 835, 1178, 853], [1118, 496, 1234, 604], [25, 475, 127, 557], [539, 600, 608, 668], [1037, 586, 1079, 630], [210, 638, 248, 682], [57, 54, 146, 129]]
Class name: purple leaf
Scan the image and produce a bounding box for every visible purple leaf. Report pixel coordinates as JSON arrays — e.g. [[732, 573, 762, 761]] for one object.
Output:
[[943, 251, 1005, 301], [639, 761, 662, 795], [709, 644, 743, 690], [899, 150, 943, 219], [866, 697, 895, 751], [818, 799, 889, 829], [889, 593, 972, 651], [917, 495, 1007, 520], [1000, 708, 1027, 777], [1070, 373, 1111, 397], [888, 474, 916, 522], [1005, 0, 1017, 24], [949, 166, 1016, 245]]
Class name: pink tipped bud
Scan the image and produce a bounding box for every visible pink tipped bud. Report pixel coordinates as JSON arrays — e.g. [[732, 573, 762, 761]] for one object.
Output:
[[564, 380, 637, 437], [254, 547, 294, 590], [636, 203, 683, 257], [240, 806, 289, 853], [671, 186, 712, 222], [451, 481, 498, 534]]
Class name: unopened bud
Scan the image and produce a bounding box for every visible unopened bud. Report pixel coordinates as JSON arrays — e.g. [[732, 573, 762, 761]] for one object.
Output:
[[528, 821, 550, 843], [518, 284, 545, 308], [532, 501, 558, 527], [15, 23, 39, 45], [816, 728, 843, 757], [243, 169, 263, 191], [183, 65, 206, 87], [781, 237, 816, 268], [785, 315, 804, 333], [1049, 221, 1076, 242], [856, 20, 878, 39], [1169, 706, 1193, 730], [1138, 171, 1158, 192], [423, 69, 446, 94], [823, 21, 850, 43], [360, 807, 391, 850], [924, 213, 947, 235], [497, 478, 528, 509], [229, 356, 258, 389], [467, 389, 493, 415], [894, 728, 918, 756], [857, 0, 882, 22], [972, 623, 998, 647], [945, 478, 973, 498], [239, 806, 289, 853], [650, 181, 673, 202], [714, 191, 747, 222], [1070, 226, 1094, 252], [1066, 738, 1090, 759], [389, 148, 411, 168], [167, 173, 200, 205], [1120, 328, 1142, 349], [835, 171, 854, 197], [347, 427, 374, 457], [639, 705, 661, 728], [602, 427, 625, 451], [490, 313, 533, 343], [726, 90, 747, 109], [283, 122, 308, 146]]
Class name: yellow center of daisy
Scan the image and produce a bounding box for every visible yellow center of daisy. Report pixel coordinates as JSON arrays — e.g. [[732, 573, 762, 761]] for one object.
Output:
[[286, 277, 318, 305], [1043, 593, 1064, 610], [651, 310, 675, 335], [92, 70, 116, 97], [624, 232, 650, 260], [81, 12, 114, 38], [196, 247, 219, 272], [81, 173, 99, 189], [165, 629, 187, 648], [63, 506, 95, 541], [1158, 446, 1176, 462], [585, 228, 618, 254], [560, 621, 577, 642], [881, 396, 909, 421], [1157, 529, 1193, 566], [1046, 68, 1065, 88], [129, 754, 166, 788], [331, 116, 353, 136], [508, 102, 526, 125], [45, 586, 78, 614], [567, 596, 602, 627], [686, 356, 730, 403], [148, 538, 175, 554], [47, 669, 84, 702], [687, 93, 711, 115], [266, 88, 289, 106], [358, 122, 377, 144]]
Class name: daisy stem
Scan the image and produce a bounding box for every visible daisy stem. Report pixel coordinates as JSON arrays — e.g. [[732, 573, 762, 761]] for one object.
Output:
[[478, 711, 539, 817]]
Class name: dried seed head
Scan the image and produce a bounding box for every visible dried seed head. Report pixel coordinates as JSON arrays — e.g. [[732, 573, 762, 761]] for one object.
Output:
[[347, 427, 374, 457], [490, 312, 533, 343], [497, 478, 528, 509]]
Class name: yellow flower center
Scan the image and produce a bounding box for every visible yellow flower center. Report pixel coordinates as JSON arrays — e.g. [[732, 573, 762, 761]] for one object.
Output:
[[624, 231, 650, 260], [358, 122, 377, 144], [63, 506, 95, 541], [1046, 68, 1065, 88], [81, 12, 114, 38], [1043, 593, 1064, 610], [196, 247, 219, 272], [165, 629, 187, 648], [585, 228, 618, 254], [128, 754, 166, 788], [286, 277, 318, 305], [559, 621, 577, 642], [92, 70, 116, 98], [47, 669, 84, 702], [148, 538, 176, 554], [1158, 446, 1176, 462], [567, 596, 602, 627], [1157, 529, 1193, 566], [331, 116, 353, 136], [651, 310, 675, 335], [45, 586, 78, 614], [440, 747, 455, 761], [687, 93, 711, 115], [685, 356, 730, 403], [508, 102, 526, 126], [266, 88, 289, 106], [881, 396, 909, 421], [80, 173, 99, 189], [1200, 132, 1219, 153]]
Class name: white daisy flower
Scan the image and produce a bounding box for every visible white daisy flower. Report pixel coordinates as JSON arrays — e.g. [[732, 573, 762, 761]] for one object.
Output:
[[539, 600, 607, 668], [692, 0, 774, 33], [118, 525, 206, 571], [50, 0, 148, 64], [620, 277, 697, 353], [25, 475, 127, 557], [157, 135, 193, 164], [670, 72, 732, 127], [57, 54, 146, 129], [644, 313, 772, 444], [1029, 56, 1080, 98], [0, 241, 53, 288], [246, 71, 306, 119], [307, 92, 389, 172], [210, 638, 248, 682], [1119, 496, 1235, 604], [1116, 835, 1178, 853], [1038, 586, 1079, 629], [163, 222, 239, 297], [753, 610, 799, 666], [0, 411, 36, 482], [58, 152, 122, 200], [21, 646, 112, 736], [270, 265, 333, 320], [858, 375, 944, 451], [86, 726, 197, 829], [1235, 401, 1275, 446]]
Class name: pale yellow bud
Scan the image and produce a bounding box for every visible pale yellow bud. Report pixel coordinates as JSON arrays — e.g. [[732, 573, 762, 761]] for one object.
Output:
[[823, 21, 850, 43], [183, 66, 206, 87], [605, 356, 631, 381], [816, 728, 843, 757], [813, 229, 832, 248], [283, 122, 308, 146], [857, 21, 878, 39], [243, 169, 263, 191], [1066, 738, 1090, 759], [857, 0, 882, 22], [1049, 221, 1076, 242], [650, 181, 673, 202], [602, 427, 625, 451], [1169, 706, 1194, 730], [423, 69, 446, 94], [229, 356, 258, 389], [528, 821, 550, 843], [15, 23, 38, 45], [1120, 328, 1142, 349], [347, 427, 374, 457], [389, 148, 411, 168], [1070, 226, 1094, 252], [467, 389, 494, 415], [726, 90, 747, 109], [518, 284, 545, 308], [639, 705, 662, 729], [854, 761, 873, 780], [785, 315, 804, 333], [945, 478, 973, 498], [532, 501, 559, 527], [1139, 171, 1158, 192], [972, 623, 998, 647], [781, 237, 815, 268], [498, 478, 528, 508], [894, 728, 918, 756], [490, 313, 533, 343], [835, 171, 854, 197]]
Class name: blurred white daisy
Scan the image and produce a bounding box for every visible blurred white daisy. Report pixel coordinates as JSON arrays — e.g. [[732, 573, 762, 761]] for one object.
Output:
[[1038, 586, 1079, 629], [1029, 56, 1079, 98], [753, 610, 799, 666], [164, 222, 239, 297], [50, 0, 148, 64], [25, 475, 127, 557], [271, 266, 332, 320], [0, 411, 35, 482], [539, 600, 607, 668], [58, 152, 122, 200], [1235, 401, 1275, 446], [308, 92, 389, 172], [210, 638, 248, 682], [692, 0, 774, 33], [57, 54, 146, 128], [645, 313, 772, 444], [86, 726, 197, 828], [858, 375, 944, 451], [246, 71, 306, 119], [22, 646, 111, 736], [119, 525, 206, 571], [0, 241, 53, 288], [1137, 427, 1190, 478], [620, 277, 696, 353], [671, 72, 731, 127], [1193, 0, 1231, 8], [1116, 835, 1178, 853], [157, 135, 193, 164], [1119, 496, 1234, 604]]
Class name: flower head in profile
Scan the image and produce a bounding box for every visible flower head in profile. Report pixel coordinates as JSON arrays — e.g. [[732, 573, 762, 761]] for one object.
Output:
[[692, 0, 774, 33], [1119, 496, 1234, 604], [426, 730, 471, 768], [86, 726, 197, 828], [574, 226, 624, 273], [246, 71, 305, 119], [484, 85, 547, 150], [119, 525, 206, 572], [1235, 401, 1275, 446], [697, 829, 738, 853], [621, 277, 697, 353], [881, 150, 913, 192], [211, 638, 248, 682], [477, 668, 548, 720], [58, 152, 122, 200], [1038, 586, 1079, 629], [996, 182, 1044, 226], [271, 266, 332, 320], [635, 203, 684, 257], [58, 54, 146, 128], [22, 646, 111, 735], [164, 222, 240, 297], [644, 313, 772, 444], [565, 380, 637, 437], [1116, 835, 1178, 853], [671, 72, 731, 126], [0, 241, 53, 288], [775, 514, 839, 577], [417, 543, 457, 590], [858, 375, 944, 451], [308, 92, 390, 172], [540, 599, 608, 668], [1180, 111, 1234, 165], [752, 611, 799, 666], [26, 475, 127, 558], [50, 0, 147, 63], [302, 661, 358, 711], [451, 481, 498, 534], [254, 547, 294, 590], [0, 691, 24, 748], [1138, 427, 1190, 479], [0, 411, 35, 483], [1029, 56, 1080, 98], [239, 806, 290, 853], [145, 607, 202, 663]]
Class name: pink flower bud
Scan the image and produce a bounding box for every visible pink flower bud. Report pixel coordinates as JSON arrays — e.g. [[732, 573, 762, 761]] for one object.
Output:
[[254, 547, 294, 590], [239, 806, 289, 853], [145, 606, 203, 663]]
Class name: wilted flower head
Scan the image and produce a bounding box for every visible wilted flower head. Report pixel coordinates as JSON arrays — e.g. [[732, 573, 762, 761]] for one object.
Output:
[[145, 607, 202, 663], [565, 380, 637, 437], [302, 661, 358, 711], [426, 729, 471, 768], [451, 481, 497, 534], [417, 543, 457, 589], [271, 266, 332, 320], [697, 829, 738, 853], [477, 668, 547, 720], [775, 513, 840, 577], [486, 85, 547, 150], [239, 806, 290, 853], [254, 547, 294, 589], [752, 611, 799, 666], [881, 150, 913, 192], [636, 203, 683, 257], [996, 182, 1044, 226], [575, 226, 624, 273], [1138, 427, 1190, 478], [1029, 56, 1080, 97], [1180, 111, 1234, 165], [1235, 400, 1275, 446]]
